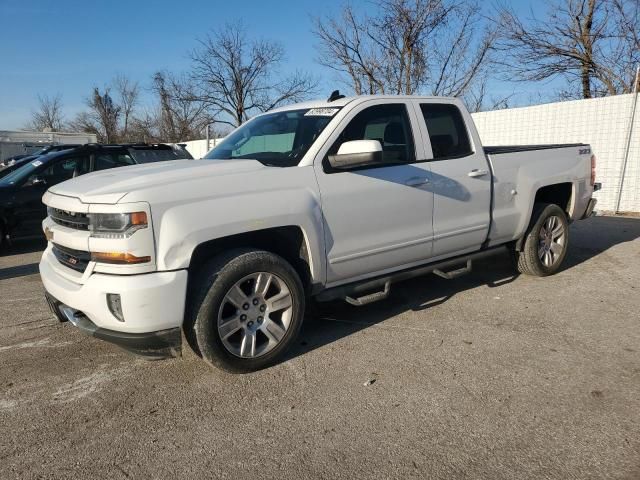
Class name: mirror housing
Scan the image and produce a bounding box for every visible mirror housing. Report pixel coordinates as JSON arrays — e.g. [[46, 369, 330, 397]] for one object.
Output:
[[328, 140, 383, 169], [28, 177, 47, 187]]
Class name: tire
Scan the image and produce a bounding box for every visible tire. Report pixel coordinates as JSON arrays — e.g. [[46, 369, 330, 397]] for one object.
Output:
[[514, 203, 569, 277], [186, 249, 305, 373]]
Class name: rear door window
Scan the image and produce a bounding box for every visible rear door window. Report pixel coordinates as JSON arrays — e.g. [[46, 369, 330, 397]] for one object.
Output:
[[129, 148, 189, 163], [420, 104, 472, 159], [94, 153, 136, 171]]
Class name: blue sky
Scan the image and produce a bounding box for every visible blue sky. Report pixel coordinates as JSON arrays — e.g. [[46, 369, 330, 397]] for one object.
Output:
[[0, 0, 541, 129]]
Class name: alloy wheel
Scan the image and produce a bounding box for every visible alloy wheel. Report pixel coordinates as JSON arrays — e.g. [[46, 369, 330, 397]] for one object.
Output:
[[538, 215, 566, 267], [217, 272, 294, 358]]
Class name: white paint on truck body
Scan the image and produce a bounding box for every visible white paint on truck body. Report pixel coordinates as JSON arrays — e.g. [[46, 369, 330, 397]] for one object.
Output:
[[39, 95, 595, 336]]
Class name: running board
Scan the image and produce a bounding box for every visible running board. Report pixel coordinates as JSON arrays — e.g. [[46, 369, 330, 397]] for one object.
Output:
[[316, 246, 508, 305], [433, 260, 472, 280], [345, 281, 391, 306]]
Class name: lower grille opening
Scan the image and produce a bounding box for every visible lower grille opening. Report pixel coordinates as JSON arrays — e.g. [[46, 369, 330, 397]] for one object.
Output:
[[52, 244, 91, 273]]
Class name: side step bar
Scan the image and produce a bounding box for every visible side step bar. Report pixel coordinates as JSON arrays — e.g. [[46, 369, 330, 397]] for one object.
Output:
[[316, 246, 508, 305], [433, 259, 472, 280], [345, 281, 391, 306]]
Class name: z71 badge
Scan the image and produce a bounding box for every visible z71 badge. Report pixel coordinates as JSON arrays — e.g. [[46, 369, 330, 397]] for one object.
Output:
[[579, 148, 591, 155]]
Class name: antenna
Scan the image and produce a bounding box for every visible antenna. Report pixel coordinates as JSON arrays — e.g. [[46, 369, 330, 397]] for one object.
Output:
[[327, 90, 346, 102]]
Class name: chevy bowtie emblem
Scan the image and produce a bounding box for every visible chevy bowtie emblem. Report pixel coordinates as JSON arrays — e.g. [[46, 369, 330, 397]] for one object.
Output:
[[44, 227, 54, 242]]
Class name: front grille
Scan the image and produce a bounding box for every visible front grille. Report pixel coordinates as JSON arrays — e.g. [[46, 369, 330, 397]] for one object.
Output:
[[52, 244, 91, 273], [48, 207, 89, 231]]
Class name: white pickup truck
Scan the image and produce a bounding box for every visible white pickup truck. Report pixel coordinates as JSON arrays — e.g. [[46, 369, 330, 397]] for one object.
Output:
[[40, 94, 599, 372]]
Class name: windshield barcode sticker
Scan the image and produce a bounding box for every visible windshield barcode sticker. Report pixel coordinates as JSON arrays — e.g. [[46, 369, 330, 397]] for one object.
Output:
[[305, 108, 340, 117]]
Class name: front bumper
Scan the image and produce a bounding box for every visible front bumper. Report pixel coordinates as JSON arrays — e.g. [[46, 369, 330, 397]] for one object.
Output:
[[46, 293, 181, 358], [40, 245, 188, 357]]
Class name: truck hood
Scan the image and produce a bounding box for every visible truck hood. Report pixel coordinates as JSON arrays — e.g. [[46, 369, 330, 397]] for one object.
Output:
[[48, 159, 266, 204]]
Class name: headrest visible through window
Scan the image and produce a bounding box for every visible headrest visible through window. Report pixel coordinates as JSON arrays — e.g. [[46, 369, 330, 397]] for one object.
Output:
[[384, 122, 405, 145]]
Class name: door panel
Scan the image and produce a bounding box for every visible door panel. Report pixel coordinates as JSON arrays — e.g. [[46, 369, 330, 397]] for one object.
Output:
[[314, 101, 434, 284], [413, 101, 491, 258], [13, 156, 89, 237], [10, 184, 48, 237]]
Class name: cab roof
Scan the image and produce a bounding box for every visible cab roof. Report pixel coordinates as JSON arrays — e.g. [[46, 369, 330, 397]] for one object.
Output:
[[269, 94, 458, 113]]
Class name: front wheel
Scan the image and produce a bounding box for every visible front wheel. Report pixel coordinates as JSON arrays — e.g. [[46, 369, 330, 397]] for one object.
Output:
[[187, 249, 305, 373], [514, 203, 569, 277]]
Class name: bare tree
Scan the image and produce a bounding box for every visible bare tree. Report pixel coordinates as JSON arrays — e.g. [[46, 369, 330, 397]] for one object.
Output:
[[610, 0, 640, 91], [151, 71, 213, 141], [69, 75, 143, 143], [313, 0, 496, 98], [68, 111, 101, 139], [463, 78, 514, 112], [427, 3, 497, 97], [113, 74, 140, 141], [495, 0, 639, 99], [127, 110, 160, 144], [69, 87, 121, 143], [27, 94, 64, 131], [313, 6, 384, 95], [190, 22, 318, 126]]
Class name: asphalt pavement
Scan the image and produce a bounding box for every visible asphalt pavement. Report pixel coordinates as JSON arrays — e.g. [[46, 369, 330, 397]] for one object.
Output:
[[1, 215, 639, 479]]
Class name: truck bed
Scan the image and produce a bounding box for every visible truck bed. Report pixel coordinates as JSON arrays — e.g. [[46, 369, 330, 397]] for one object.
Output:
[[484, 143, 593, 248]]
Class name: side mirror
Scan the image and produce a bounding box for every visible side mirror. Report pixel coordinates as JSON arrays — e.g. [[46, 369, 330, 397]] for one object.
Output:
[[328, 140, 383, 169], [29, 177, 47, 187]]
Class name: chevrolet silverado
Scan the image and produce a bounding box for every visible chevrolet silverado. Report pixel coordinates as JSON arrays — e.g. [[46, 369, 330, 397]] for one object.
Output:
[[39, 94, 599, 372]]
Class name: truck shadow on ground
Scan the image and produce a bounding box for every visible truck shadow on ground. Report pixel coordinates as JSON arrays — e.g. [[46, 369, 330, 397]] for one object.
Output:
[[288, 215, 640, 362], [0, 263, 40, 281]]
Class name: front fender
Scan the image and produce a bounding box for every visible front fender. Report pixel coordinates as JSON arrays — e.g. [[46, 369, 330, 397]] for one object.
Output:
[[154, 185, 325, 284]]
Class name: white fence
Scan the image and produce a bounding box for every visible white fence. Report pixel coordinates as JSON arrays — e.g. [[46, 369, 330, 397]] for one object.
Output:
[[472, 93, 640, 213], [182, 139, 222, 159]]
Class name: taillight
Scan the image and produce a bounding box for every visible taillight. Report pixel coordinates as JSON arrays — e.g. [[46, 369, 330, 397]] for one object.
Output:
[[590, 154, 596, 186]]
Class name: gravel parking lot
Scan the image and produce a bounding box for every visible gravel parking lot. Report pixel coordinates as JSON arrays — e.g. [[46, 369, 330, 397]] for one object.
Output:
[[1, 215, 639, 480]]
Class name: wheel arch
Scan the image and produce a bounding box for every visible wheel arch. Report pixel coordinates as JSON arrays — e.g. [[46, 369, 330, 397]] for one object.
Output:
[[187, 226, 316, 294], [515, 183, 573, 252], [533, 183, 573, 215]]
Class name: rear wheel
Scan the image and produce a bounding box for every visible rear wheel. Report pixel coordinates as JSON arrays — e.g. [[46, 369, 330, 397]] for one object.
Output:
[[187, 249, 305, 373], [514, 203, 569, 276]]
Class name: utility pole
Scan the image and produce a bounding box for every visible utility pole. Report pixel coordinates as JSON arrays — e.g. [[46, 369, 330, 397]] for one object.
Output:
[[615, 65, 640, 213]]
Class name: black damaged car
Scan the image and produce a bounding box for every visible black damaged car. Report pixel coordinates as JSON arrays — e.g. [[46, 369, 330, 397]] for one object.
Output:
[[0, 143, 192, 250]]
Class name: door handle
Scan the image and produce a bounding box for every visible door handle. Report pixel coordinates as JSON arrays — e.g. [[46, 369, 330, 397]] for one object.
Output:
[[405, 177, 430, 187], [468, 169, 489, 178]]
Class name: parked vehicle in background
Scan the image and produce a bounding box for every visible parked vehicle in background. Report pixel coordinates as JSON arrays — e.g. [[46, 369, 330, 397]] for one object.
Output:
[[127, 143, 192, 163], [0, 145, 81, 179], [39, 94, 599, 373], [0, 154, 30, 168], [0, 143, 192, 247]]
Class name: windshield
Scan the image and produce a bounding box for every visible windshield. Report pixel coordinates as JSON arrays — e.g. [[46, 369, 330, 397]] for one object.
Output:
[[0, 159, 44, 186], [204, 108, 337, 167]]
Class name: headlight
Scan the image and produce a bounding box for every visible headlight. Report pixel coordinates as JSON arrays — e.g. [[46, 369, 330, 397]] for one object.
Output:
[[88, 212, 148, 239]]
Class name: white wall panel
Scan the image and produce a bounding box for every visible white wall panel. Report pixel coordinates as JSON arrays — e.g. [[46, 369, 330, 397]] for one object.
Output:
[[472, 94, 639, 212]]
